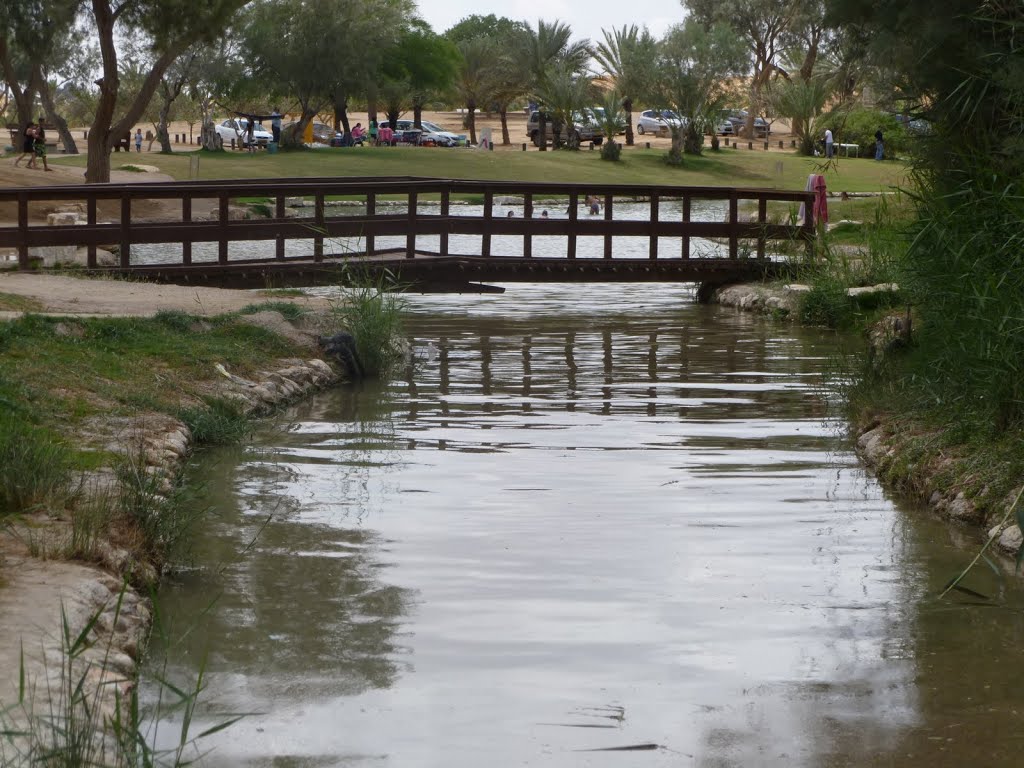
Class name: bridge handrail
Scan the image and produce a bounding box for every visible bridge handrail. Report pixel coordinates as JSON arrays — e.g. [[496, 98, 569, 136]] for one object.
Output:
[[1, 176, 815, 269]]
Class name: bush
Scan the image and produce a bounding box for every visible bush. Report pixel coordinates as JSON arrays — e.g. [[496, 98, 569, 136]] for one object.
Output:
[[840, 108, 909, 159], [0, 413, 72, 517], [600, 140, 621, 161], [178, 396, 252, 446], [331, 269, 406, 378]]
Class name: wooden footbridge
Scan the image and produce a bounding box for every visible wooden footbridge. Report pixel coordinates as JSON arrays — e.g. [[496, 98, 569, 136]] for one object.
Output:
[[0, 177, 814, 293]]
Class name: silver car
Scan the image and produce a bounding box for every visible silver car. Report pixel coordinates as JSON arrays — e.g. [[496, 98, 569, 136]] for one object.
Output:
[[636, 109, 685, 135]]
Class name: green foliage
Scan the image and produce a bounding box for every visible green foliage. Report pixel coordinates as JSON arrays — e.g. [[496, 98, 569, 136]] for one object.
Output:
[[178, 396, 252, 447], [600, 140, 622, 161], [238, 301, 308, 321], [770, 77, 840, 155], [332, 269, 407, 379], [0, 411, 73, 518], [840, 108, 908, 159]]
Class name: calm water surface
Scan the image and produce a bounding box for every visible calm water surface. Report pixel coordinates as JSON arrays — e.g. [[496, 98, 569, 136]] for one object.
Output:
[[153, 284, 1024, 767]]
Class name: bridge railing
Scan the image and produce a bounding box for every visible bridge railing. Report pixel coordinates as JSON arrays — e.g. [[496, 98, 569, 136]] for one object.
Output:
[[0, 177, 815, 270]]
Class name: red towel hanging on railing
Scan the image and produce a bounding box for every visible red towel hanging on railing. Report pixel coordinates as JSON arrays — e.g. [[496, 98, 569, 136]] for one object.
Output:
[[812, 174, 828, 224]]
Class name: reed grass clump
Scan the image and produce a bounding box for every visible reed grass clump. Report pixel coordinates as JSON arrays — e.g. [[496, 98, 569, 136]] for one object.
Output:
[[178, 396, 252, 447], [331, 268, 407, 379], [0, 411, 73, 519]]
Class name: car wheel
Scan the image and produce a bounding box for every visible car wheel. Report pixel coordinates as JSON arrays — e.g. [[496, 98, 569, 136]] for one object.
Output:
[[636, 124, 645, 135]]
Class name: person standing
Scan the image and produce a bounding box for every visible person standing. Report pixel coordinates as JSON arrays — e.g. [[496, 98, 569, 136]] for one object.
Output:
[[32, 118, 51, 171], [14, 122, 36, 167], [824, 127, 834, 158], [369, 119, 378, 146], [874, 128, 884, 160], [271, 107, 282, 144], [135, 128, 143, 152]]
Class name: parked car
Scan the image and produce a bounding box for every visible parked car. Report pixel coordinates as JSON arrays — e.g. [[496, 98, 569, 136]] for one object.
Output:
[[636, 109, 686, 136], [381, 119, 462, 147], [215, 118, 273, 148], [526, 110, 603, 146], [582, 107, 626, 136], [722, 110, 769, 138]]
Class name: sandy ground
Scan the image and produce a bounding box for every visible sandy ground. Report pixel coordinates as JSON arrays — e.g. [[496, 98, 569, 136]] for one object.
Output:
[[0, 272, 332, 319]]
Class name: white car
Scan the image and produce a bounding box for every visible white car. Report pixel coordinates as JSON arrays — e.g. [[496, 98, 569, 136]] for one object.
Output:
[[636, 109, 686, 135], [215, 118, 273, 148], [386, 119, 464, 146]]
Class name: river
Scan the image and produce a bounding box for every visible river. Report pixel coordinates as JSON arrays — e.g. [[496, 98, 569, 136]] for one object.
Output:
[[150, 284, 1024, 767]]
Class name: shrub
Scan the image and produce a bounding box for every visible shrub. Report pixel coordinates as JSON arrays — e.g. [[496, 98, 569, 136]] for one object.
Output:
[[0, 413, 72, 518], [600, 140, 621, 161], [178, 396, 252, 446], [840, 108, 909, 159], [331, 269, 406, 379]]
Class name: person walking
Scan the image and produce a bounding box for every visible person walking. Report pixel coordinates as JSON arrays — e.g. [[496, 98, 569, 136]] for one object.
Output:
[[31, 118, 52, 171], [874, 128, 884, 161], [135, 128, 143, 152], [14, 122, 36, 167], [824, 127, 834, 159]]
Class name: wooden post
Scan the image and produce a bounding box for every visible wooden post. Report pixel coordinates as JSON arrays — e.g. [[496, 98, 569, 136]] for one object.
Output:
[[482, 189, 492, 257], [87, 197, 98, 268], [747, 141, 753, 150], [778, 140, 784, 149], [757, 196, 767, 260], [182, 196, 192, 265], [440, 189, 450, 258], [728, 191, 738, 259], [406, 191, 417, 259], [218, 192, 228, 264], [681, 195, 691, 260], [724, 137, 730, 146], [17, 192, 28, 268], [314, 191, 325, 261], [275, 194, 285, 259], [365, 193, 375, 254], [603, 193, 613, 259], [649, 193, 659, 260], [567, 192, 578, 259], [120, 196, 132, 267], [522, 143, 526, 151], [523, 194, 533, 259], [763, 141, 769, 150]]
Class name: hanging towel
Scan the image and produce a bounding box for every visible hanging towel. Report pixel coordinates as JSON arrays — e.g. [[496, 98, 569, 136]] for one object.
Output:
[[812, 174, 828, 224], [798, 173, 815, 224]]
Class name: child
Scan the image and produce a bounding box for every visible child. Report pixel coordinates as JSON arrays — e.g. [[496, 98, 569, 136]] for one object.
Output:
[[135, 128, 143, 152]]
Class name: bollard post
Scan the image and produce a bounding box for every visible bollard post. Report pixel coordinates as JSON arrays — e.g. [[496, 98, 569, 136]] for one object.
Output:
[[724, 137, 730, 146], [791, 139, 796, 148], [231, 138, 235, 150], [763, 141, 769, 150], [748, 141, 753, 150], [589, 143, 594, 150], [645, 141, 650, 149], [522, 143, 527, 151], [779, 140, 784, 149]]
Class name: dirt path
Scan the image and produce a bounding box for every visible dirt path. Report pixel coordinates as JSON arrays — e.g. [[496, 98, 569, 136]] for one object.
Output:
[[0, 272, 332, 319]]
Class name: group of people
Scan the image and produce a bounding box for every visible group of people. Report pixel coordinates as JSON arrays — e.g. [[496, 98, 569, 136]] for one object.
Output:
[[503, 198, 602, 218], [13, 117, 52, 171], [822, 127, 885, 160]]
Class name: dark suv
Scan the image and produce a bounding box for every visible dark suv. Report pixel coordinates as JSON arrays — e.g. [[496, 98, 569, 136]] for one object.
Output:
[[526, 111, 602, 147], [722, 110, 769, 138]]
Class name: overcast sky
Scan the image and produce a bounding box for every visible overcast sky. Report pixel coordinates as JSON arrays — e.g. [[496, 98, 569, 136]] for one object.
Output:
[[418, 1, 686, 58]]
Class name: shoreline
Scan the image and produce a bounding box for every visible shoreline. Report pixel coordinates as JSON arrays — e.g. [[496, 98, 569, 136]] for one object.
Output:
[[709, 280, 1023, 558]]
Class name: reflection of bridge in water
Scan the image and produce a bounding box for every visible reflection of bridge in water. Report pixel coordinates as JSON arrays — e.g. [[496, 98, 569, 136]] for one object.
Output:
[[0, 177, 814, 293]]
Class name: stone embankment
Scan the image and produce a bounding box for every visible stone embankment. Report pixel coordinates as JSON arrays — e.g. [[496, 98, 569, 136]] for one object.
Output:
[[0, 308, 343, 747], [710, 280, 1023, 560]]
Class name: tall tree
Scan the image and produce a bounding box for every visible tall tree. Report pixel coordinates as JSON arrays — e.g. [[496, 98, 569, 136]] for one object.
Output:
[[684, 0, 794, 138], [655, 20, 747, 163], [518, 19, 590, 151], [452, 36, 499, 145], [384, 23, 459, 128], [594, 25, 659, 146], [536, 63, 593, 149], [85, 0, 247, 182]]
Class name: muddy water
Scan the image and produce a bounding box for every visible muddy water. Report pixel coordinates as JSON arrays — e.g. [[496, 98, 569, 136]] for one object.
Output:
[[153, 285, 1024, 767]]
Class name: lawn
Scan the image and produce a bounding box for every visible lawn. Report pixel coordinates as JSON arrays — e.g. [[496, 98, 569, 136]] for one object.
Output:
[[52, 144, 908, 193]]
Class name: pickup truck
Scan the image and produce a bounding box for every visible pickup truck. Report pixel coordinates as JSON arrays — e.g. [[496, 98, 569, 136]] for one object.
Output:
[[526, 111, 603, 147]]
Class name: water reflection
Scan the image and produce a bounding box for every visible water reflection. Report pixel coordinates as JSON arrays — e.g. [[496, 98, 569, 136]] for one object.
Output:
[[152, 284, 1024, 767]]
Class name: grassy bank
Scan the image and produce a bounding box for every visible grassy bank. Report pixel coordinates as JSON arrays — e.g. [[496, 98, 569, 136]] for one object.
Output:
[[50, 145, 907, 193], [0, 304, 317, 568]]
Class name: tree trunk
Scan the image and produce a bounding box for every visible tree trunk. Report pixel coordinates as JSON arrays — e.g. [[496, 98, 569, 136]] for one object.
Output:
[[537, 112, 548, 151], [285, 104, 317, 147], [498, 106, 510, 144], [623, 97, 634, 146], [157, 100, 173, 153], [0, 38, 36, 130], [413, 103, 423, 128], [38, 78, 78, 154], [666, 127, 684, 165], [466, 99, 477, 145], [86, 0, 182, 183], [386, 108, 399, 130]]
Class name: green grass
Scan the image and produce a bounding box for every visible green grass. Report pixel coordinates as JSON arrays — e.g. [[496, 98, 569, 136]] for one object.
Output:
[[52, 145, 907, 193], [0, 292, 45, 313]]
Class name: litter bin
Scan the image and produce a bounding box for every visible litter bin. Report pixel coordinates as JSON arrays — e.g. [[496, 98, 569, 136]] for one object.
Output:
[[267, 141, 278, 154]]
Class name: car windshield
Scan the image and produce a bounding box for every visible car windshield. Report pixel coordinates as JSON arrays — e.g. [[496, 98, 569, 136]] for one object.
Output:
[[660, 111, 681, 120], [420, 121, 444, 132]]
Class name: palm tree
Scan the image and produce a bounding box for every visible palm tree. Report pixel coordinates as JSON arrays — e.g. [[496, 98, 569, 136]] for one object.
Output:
[[594, 25, 658, 147], [518, 19, 591, 151], [536, 63, 593, 149], [453, 37, 499, 145]]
